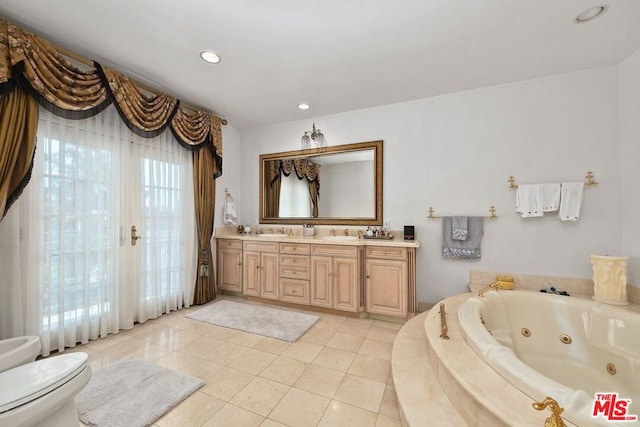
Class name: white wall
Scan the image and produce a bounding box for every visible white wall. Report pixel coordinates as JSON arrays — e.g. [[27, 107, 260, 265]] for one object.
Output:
[[215, 125, 243, 227], [319, 161, 374, 217], [238, 66, 622, 304], [619, 48, 640, 284]]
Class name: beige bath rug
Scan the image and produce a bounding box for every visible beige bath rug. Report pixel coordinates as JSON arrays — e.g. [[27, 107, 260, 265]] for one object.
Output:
[[76, 357, 204, 427], [186, 300, 319, 342]]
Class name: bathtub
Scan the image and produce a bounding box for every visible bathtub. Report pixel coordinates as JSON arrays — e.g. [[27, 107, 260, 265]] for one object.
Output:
[[458, 290, 640, 427]]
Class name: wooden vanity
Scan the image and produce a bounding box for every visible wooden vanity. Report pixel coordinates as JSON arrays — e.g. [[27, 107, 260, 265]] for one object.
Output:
[[216, 233, 420, 319]]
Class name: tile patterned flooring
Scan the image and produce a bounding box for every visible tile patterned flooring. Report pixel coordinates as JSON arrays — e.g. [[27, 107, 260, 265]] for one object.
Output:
[[73, 296, 403, 426]]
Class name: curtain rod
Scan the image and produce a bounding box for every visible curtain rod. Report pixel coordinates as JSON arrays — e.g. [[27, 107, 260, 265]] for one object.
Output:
[[54, 45, 228, 126]]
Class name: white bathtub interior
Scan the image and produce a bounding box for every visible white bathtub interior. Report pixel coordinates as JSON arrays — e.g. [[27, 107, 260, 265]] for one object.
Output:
[[458, 290, 640, 426]]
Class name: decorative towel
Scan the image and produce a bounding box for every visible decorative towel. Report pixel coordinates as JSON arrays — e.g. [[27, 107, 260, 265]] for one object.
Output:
[[558, 182, 584, 221], [515, 184, 543, 217], [451, 216, 469, 241], [442, 216, 483, 259], [539, 183, 561, 212], [223, 200, 237, 225]]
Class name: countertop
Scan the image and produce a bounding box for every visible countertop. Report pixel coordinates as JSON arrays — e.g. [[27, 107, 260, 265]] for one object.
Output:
[[214, 230, 421, 248]]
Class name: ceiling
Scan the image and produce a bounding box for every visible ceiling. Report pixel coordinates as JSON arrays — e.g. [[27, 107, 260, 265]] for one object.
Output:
[[1, 1, 640, 129]]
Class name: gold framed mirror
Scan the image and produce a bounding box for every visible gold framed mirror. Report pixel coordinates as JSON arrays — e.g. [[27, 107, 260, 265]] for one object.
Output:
[[259, 140, 383, 225]]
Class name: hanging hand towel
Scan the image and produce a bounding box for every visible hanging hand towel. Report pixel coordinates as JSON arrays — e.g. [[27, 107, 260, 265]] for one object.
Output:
[[515, 184, 543, 218], [442, 216, 483, 259], [451, 216, 469, 240], [223, 200, 237, 225], [540, 183, 561, 212], [558, 182, 584, 221]]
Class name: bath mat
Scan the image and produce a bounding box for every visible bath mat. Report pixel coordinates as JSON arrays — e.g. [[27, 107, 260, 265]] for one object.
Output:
[[76, 357, 204, 427], [186, 300, 319, 342]]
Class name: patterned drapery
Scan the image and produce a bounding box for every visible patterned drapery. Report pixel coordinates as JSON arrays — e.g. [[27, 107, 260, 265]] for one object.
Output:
[[0, 15, 225, 304], [0, 16, 224, 157], [280, 158, 320, 183]]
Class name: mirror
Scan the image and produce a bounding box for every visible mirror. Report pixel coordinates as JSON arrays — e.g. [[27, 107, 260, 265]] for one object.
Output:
[[259, 140, 382, 225]]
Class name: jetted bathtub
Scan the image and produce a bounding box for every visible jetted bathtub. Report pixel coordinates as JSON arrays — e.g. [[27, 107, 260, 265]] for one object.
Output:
[[458, 290, 640, 427]]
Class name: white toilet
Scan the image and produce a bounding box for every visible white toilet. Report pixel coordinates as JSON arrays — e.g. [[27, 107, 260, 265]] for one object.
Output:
[[0, 337, 92, 427], [0, 336, 41, 372]]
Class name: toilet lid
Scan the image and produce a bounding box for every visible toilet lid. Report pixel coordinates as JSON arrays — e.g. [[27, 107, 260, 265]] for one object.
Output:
[[0, 352, 88, 413]]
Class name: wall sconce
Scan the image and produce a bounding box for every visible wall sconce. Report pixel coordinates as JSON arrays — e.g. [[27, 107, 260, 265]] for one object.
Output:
[[301, 123, 326, 149]]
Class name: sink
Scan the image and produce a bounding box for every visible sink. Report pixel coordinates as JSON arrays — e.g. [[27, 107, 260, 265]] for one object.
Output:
[[322, 235, 358, 241], [257, 233, 289, 238]]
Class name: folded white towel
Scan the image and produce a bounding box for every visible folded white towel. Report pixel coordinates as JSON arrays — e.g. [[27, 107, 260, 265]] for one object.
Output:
[[558, 182, 584, 221], [515, 184, 543, 217], [223, 201, 237, 225], [540, 183, 561, 212]]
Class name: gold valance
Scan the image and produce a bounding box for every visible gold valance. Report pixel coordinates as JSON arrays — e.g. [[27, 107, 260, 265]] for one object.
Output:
[[0, 16, 224, 160], [98, 64, 178, 138], [0, 19, 110, 118], [281, 158, 320, 182]]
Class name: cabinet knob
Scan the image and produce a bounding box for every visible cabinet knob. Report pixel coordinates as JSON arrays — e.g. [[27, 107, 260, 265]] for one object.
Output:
[[238, 262, 242, 265], [366, 275, 370, 279]]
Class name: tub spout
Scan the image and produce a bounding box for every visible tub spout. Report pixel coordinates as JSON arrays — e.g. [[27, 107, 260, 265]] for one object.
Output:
[[477, 282, 499, 297], [532, 396, 566, 427]]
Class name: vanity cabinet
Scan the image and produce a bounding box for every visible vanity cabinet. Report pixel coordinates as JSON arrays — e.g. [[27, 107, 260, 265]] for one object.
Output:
[[365, 246, 408, 318], [216, 239, 243, 293], [310, 245, 361, 312], [243, 241, 279, 300], [279, 243, 311, 305]]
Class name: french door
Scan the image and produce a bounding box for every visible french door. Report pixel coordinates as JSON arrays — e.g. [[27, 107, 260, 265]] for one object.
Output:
[[34, 106, 196, 354]]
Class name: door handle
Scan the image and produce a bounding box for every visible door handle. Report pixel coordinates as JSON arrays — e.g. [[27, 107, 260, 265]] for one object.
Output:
[[131, 225, 142, 246]]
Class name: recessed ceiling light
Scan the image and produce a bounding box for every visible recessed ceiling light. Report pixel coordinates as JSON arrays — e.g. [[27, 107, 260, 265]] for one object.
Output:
[[297, 103, 311, 110], [200, 50, 221, 64], [575, 5, 608, 23]]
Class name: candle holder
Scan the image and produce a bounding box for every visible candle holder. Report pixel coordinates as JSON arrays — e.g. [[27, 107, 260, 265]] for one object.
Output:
[[591, 255, 629, 305]]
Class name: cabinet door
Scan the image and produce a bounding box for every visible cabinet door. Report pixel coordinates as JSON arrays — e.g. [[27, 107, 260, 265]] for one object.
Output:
[[243, 251, 260, 296], [217, 247, 243, 292], [366, 258, 408, 317], [310, 256, 333, 308], [260, 252, 280, 300], [333, 257, 358, 312]]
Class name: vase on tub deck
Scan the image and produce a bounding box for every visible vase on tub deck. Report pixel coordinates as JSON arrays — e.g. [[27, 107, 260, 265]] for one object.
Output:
[[590, 255, 629, 305]]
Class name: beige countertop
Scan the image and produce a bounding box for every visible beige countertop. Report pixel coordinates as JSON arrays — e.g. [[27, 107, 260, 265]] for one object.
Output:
[[214, 228, 421, 248]]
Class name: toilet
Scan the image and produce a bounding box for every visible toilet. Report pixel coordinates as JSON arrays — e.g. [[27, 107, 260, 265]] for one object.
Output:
[[0, 352, 92, 427], [0, 336, 41, 372]]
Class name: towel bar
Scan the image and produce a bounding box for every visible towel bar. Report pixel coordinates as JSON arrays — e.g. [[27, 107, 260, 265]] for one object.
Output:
[[427, 206, 497, 220], [508, 171, 598, 189]]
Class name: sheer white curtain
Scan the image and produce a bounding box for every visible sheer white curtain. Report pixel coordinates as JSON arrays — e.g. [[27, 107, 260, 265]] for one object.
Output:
[[278, 173, 311, 217], [0, 106, 196, 355]]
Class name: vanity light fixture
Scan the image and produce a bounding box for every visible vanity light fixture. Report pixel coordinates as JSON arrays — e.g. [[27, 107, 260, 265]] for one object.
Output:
[[301, 123, 326, 149], [297, 103, 311, 110], [200, 50, 221, 64], [575, 5, 608, 23]]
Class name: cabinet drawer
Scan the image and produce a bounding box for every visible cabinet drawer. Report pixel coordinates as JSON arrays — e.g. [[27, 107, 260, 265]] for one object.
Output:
[[217, 238, 242, 250], [366, 246, 407, 260], [280, 266, 310, 280], [243, 241, 279, 252], [280, 243, 310, 255], [280, 279, 310, 304], [280, 254, 310, 267], [311, 244, 357, 258]]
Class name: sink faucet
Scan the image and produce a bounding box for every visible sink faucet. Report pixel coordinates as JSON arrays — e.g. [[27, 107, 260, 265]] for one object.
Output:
[[343, 229, 349, 236], [330, 229, 336, 236]]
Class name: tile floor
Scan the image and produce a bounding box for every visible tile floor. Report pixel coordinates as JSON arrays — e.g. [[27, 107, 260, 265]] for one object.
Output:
[[71, 296, 403, 427]]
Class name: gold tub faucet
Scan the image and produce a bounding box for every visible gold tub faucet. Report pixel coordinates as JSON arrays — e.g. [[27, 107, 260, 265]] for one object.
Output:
[[477, 282, 500, 297]]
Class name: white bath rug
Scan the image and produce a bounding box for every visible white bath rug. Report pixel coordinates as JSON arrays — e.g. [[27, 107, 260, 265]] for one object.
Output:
[[186, 300, 319, 342], [76, 357, 204, 427]]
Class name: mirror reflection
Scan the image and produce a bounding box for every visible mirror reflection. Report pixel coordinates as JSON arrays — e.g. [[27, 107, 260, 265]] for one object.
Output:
[[259, 141, 382, 225]]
